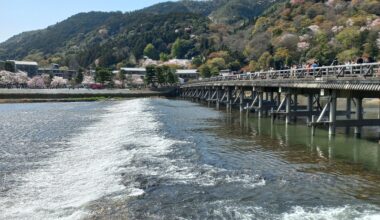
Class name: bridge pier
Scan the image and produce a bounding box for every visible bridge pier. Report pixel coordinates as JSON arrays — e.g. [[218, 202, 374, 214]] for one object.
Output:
[[226, 87, 231, 111], [258, 91, 264, 118], [307, 94, 313, 123], [216, 88, 220, 110], [346, 98, 352, 134], [355, 97, 363, 138], [293, 94, 298, 122], [329, 91, 337, 136], [239, 88, 244, 112], [286, 93, 291, 124]]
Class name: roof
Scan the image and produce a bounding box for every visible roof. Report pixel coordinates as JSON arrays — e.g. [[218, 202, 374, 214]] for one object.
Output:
[[12, 60, 38, 66], [120, 67, 146, 72], [176, 69, 198, 75]]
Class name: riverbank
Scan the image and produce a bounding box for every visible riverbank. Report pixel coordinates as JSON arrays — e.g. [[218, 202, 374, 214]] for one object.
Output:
[[0, 97, 120, 103], [0, 88, 177, 103]]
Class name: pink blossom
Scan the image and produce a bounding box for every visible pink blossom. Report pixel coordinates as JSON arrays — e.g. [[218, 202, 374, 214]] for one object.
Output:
[[27, 76, 46, 89], [50, 76, 67, 88]]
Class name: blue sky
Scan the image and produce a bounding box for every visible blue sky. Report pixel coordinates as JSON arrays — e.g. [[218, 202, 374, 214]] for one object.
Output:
[[0, 0, 175, 43]]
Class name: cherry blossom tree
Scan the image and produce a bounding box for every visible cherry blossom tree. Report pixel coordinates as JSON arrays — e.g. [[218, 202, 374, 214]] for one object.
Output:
[[50, 76, 68, 88], [27, 76, 46, 89]]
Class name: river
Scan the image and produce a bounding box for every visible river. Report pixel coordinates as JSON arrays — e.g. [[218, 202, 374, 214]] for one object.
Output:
[[1, 98, 380, 219]]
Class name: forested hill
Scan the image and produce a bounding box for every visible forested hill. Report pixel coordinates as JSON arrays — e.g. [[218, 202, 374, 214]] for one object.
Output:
[[1, 0, 379, 74], [0, 0, 281, 69]]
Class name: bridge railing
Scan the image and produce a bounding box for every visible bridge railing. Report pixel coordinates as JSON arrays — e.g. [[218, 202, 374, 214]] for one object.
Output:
[[191, 62, 380, 84]]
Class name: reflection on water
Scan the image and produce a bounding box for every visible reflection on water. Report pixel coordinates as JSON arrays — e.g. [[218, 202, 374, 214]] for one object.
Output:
[[218, 109, 380, 204]]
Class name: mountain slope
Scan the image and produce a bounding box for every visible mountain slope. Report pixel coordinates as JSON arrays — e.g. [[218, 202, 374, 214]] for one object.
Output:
[[0, 0, 284, 69]]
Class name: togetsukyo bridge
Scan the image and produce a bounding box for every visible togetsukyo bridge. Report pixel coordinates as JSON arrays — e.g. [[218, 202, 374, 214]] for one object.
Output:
[[180, 62, 380, 138]]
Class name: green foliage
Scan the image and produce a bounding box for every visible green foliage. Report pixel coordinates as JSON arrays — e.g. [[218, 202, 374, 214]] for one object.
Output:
[[228, 60, 241, 71], [118, 70, 126, 81], [95, 67, 112, 83], [336, 27, 361, 49], [160, 53, 170, 62], [253, 17, 269, 34], [144, 43, 159, 60], [274, 47, 291, 69], [171, 38, 194, 59], [191, 56, 203, 68], [337, 48, 360, 63], [248, 60, 259, 72], [207, 57, 226, 70], [210, 66, 220, 76], [258, 52, 273, 70], [4, 61, 15, 72], [165, 67, 178, 84], [75, 69, 84, 84], [145, 65, 177, 86], [198, 64, 211, 78], [145, 65, 156, 86], [155, 66, 166, 85]]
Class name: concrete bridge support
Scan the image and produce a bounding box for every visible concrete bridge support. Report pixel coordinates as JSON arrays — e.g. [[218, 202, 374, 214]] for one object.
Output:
[[307, 94, 313, 123], [346, 98, 352, 134], [258, 91, 264, 118], [329, 91, 337, 136], [355, 97, 363, 138], [286, 93, 291, 124]]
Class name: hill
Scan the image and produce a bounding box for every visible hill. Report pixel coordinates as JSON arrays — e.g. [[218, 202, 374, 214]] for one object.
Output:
[[244, 0, 380, 71], [1, 0, 379, 76], [0, 0, 281, 69]]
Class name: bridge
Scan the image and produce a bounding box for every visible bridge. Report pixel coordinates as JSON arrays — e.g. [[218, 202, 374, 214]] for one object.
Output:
[[180, 62, 380, 138]]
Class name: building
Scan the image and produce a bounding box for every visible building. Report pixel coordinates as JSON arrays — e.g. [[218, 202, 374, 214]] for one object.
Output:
[[119, 67, 198, 80], [8, 60, 39, 77], [120, 67, 146, 76], [176, 69, 198, 80], [38, 64, 78, 79]]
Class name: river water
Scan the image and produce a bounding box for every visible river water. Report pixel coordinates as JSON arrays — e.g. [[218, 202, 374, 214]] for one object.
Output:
[[1, 98, 380, 219]]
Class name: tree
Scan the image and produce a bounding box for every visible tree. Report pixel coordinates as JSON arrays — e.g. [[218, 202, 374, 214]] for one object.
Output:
[[258, 52, 273, 70], [95, 67, 112, 84], [192, 56, 203, 68], [27, 76, 46, 89], [118, 69, 127, 88], [207, 58, 226, 70], [274, 47, 291, 69], [171, 38, 193, 59], [145, 65, 156, 86], [253, 17, 269, 34], [198, 64, 211, 78], [228, 60, 241, 72], [337, 49, 360, 63], [159, 53, 170, 62], [165, 67, 178, 85], [144, 43, 159, 60], [248, 60, 259, 72], [75, 68, 84, 84], [4, 61, 15, 72], [210, 66, 220, 76], [155, 66, 166, 85], [336, 27, 361, 49]]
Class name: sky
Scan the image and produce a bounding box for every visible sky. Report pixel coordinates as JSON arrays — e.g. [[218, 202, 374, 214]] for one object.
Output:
[[0, 0, 175, 43]]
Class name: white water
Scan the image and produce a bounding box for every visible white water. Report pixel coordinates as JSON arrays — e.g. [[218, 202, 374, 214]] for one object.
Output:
[[0, 99, 163, 219]]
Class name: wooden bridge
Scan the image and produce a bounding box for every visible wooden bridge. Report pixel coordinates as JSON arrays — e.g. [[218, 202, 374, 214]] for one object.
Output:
[[180, 62, 380, 138]]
